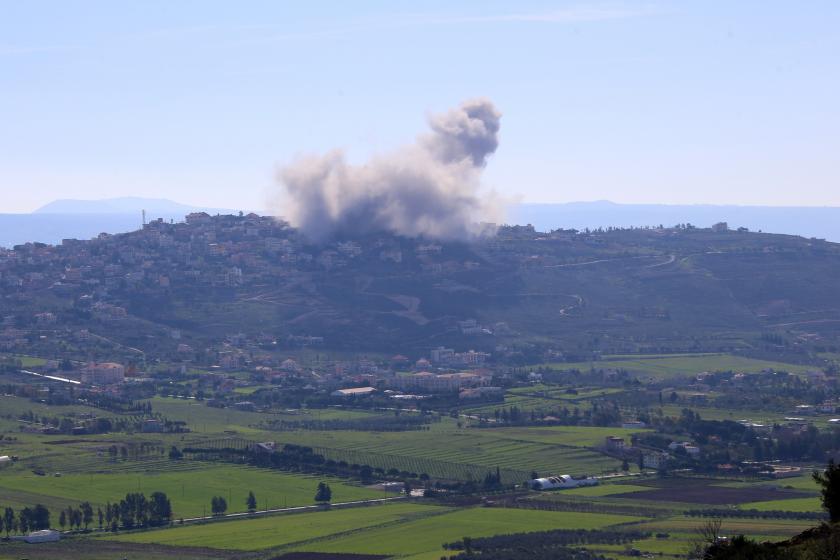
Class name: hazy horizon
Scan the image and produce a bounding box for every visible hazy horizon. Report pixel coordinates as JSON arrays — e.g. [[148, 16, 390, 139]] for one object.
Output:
[[6, 197, 840, 248]]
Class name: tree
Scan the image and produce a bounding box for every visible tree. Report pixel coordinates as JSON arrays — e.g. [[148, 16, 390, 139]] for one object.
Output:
[[97, 507, 104, 529], [814, 459, 840, 522], [621, 458, 630, 472], [246, 491, 257, 512], [210, 496, 227, 516], [81, 501, 93, 530], [149, 492, 172, 526], [169, 446, 183, 460], [688, 517, 723, 559], [314, 482, 332, 503], [32, 504, 50, 530], [4, 507, 15, 536], [59, 510, 67, 530], [18, 508, 31, 534]]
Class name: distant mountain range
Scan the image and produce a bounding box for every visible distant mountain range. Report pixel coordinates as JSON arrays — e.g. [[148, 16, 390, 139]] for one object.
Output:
[[34, 196, 237, 216], [0, 198, 241, 248], [2, 197, 840, 248]]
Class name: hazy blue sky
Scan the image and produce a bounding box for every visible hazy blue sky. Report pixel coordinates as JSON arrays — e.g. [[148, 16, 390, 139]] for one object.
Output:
[[2, 1, 838, 213]]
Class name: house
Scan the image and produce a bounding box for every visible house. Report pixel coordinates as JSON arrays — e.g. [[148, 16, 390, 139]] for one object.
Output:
[[430, 346, 455, 364], [621, 420, 646, 429], [389, 372, 486, 393], [142, 419, 164, 433], [642, 452, 669, 470], [81, 362, 125, 385], [331, 387, 377, 398], [668, 441, 700, 457], [252, 442, 276, 454], [605, 436, 626, 452], [459, 386, 504, 400], [818, 402, 838, 414]]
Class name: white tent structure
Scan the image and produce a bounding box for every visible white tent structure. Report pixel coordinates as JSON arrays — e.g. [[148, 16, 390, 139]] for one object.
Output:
[[24, 529, 61, 543], [530, 475, 598, 491]]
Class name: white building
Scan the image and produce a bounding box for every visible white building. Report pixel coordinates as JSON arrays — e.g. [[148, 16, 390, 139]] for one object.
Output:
[[81, 362, 125, 385], [25, 529, 61, 543], [331, 387, 377, 398], [642, 452, 669, 470], [667, 441, 700, 457], [530, 475, 598, 491]]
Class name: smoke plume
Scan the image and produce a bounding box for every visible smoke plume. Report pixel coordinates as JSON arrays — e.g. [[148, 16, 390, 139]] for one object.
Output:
[[275, 99, 502, 241]]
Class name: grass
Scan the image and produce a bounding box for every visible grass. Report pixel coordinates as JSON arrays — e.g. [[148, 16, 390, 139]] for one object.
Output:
[[273, 421, 624, 479], [0, 464, 384, 517], [143, 396, 272, 435], [741, 497, 822, 512], [145, 397, 378, 434], [634, 515, 814, 537], [110, 502, 641, 559], [560, 483, 652, 497], [539, 353, 815, 379], [484, 425, 650, 447], [289, 506, 643, 560], [108, 501, 441, 551]]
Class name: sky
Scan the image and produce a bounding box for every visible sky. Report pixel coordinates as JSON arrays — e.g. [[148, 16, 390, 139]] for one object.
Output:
[[1, 1, 838, 213]]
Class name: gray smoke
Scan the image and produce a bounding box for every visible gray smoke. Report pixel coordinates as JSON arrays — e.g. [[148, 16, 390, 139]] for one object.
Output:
[[275, 99, 502, 241]]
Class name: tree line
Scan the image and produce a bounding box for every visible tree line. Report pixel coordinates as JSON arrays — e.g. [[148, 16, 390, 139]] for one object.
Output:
[[0, 504, 50, 536]]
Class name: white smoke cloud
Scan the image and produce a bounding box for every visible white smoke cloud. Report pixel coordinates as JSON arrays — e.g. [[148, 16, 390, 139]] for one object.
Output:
[[274, 99, 502, 241]]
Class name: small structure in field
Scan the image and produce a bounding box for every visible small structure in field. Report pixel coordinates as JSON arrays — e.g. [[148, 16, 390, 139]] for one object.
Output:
[[25, 529, 61, 543], [330, 386, 376, 397], [530, 475, 598, 491]]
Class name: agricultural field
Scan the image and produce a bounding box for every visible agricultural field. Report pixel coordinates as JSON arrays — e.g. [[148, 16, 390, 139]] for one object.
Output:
[[108, 501, 441, 551], [274, 421, 625, 481], [2, 352, 835, 560], [0, 464, 383, 517], [145, 396, 381, 434], [538, 353, 816, 380], [741, 496, 822, 512], [108, 502, 641, 559]]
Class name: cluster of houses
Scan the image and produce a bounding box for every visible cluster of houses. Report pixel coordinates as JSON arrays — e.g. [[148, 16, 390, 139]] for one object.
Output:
[[603, 432, 678, 472], [0, 212, 516, 360]]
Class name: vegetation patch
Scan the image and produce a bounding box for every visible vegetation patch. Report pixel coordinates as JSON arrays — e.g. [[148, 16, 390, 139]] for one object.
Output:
[[612, 481, 810, 505]]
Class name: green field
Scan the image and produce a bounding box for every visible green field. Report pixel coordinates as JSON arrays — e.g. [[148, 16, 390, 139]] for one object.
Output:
[[560, 482, 651, 497], [109, 502, 641, 559], [486, 425, 650, 447], [0, 464, 383, 517], [741, 496, 822, 512], [275, 422, 623, 480], [634, 515, 814, 537], [291, 506, 642, 560], [540, 353, 815, 379], [109, 501, 440, 551], [146, 396, 380, 434]]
